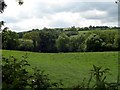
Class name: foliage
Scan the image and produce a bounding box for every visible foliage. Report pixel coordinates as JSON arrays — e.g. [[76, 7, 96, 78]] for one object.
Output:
[[2, 28, 119, 52], [30, 67, 63, 89], [0, 0, 7, 13], [18, 39, 34, 51], [73, 65, 118, 90], [2, 55, 62, 89], [2, 29, 19, 50], [114, 34, 120, 51], [2, 55, 30, 89], [38, 30, 58, 52], [69, 34, 86, 52], [23, 31, 39, 51], [0, 0, 24, 13], [0, 21, 5, 29], [56, 33, 70, 52], [65, 26, 78, 36], [69, 37, 79, 52], [90, 65, 110, 89], [75, 34, 86, 52], [85, 34, 103, 52], [92, 30, 117, 45], [17, 0, 24, 5]]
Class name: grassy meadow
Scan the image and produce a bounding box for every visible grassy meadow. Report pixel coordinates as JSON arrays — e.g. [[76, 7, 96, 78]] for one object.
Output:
[[2, 50, 118, 87]]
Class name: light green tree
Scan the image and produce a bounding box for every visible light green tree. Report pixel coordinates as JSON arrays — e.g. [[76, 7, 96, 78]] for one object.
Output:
[[56, 33, 70, 52]]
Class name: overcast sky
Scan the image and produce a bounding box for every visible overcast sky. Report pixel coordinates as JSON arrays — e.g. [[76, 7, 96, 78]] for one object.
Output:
[[0, 0, 118, 32]]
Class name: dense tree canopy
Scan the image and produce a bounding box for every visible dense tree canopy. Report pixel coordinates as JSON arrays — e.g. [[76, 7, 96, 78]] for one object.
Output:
[[56, 33, 70, 52], [1, 26, 119, 52], [85, 34, 103, 52], [38, 30, 58, 52], [2, 28, 19, 50], [23, 31, 39, 51]]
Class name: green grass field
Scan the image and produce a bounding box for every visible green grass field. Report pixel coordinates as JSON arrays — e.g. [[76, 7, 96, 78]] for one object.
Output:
[[2, 50, 118, 87]]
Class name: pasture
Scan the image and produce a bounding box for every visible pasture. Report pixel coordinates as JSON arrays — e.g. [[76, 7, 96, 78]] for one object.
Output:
[[2, 50, 118, 87]]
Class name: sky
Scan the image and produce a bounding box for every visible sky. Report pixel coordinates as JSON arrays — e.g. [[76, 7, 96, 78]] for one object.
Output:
[[0, 0, 118, 32]]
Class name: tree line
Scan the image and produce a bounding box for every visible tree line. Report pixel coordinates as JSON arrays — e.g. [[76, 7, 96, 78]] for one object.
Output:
[[2, 26, 120, 52]]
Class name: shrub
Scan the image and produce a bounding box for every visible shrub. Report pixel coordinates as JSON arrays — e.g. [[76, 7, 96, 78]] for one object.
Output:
[[2, 55, 30, 89], [2, 55, 62, 89]]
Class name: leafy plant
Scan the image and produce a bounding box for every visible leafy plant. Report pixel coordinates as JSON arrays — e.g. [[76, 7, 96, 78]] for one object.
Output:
[[90, 65, 110, 89], [2, 55, 63, 89], [2, 54, 30, 89], [72, 65, 117, 90], [30, 67, 63, 89]]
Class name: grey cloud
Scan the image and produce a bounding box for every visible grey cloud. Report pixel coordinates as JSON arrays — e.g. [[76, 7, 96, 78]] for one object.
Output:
[[76, 2, 117, 23], [2, 1, 118, 32], [49, 19, 73, 28], [2, 16, 19, 23], [18, 12, 33, 19], [7, 25, 22, 31], [33, 2, 117, 23]]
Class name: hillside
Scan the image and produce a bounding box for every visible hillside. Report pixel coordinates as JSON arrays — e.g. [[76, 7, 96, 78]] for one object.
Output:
[[2, 50, 118, 87]]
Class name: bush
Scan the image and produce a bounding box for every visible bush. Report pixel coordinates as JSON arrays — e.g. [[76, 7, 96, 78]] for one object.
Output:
[[2, 55, 30, 89], [2, 55, 62, 89]]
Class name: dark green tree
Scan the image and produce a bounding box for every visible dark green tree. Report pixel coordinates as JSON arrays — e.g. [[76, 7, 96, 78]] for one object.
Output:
[[38, 30, 57, 52], [2, 29, 19, 50]]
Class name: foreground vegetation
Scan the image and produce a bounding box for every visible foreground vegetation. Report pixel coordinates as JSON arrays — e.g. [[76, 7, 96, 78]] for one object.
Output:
[[2, 50, 118, 88], [2, 55, 62, 89]]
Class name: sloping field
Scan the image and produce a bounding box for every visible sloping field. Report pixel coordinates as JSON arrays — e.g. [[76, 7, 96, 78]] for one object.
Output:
[[2, 50, 118, 87]]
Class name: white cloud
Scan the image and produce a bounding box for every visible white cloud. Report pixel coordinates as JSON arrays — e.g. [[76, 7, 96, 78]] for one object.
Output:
[[81, 9, 107, 18], [0, 0, 118, 32]]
